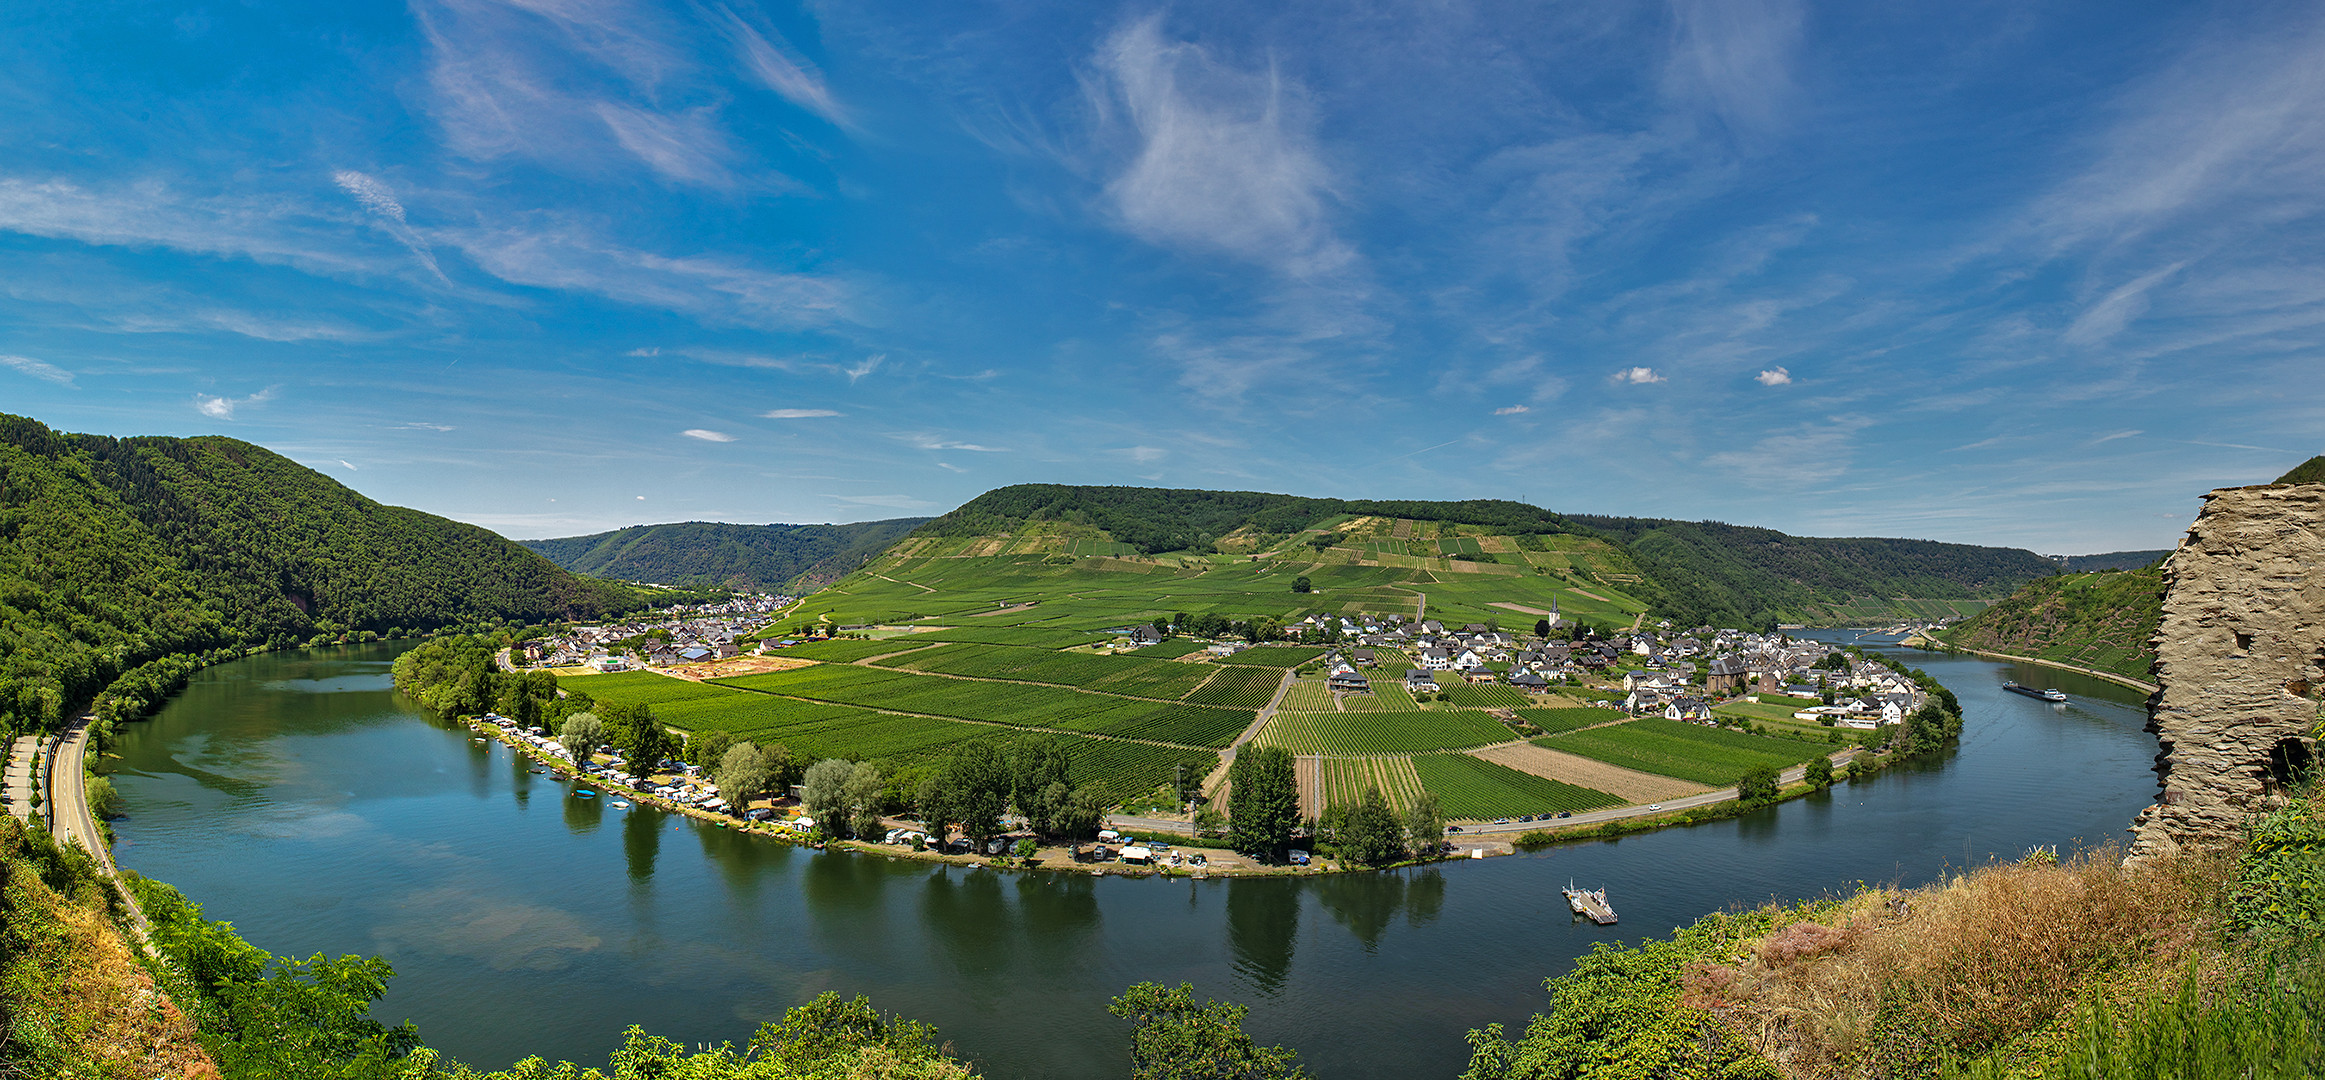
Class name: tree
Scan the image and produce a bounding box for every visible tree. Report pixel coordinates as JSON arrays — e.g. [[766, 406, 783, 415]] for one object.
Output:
[[802, 758, 857, 834], [1109, 982, 1306, 1080], [1335, 788, 1405, 867], [1534, 618, 1552, 639], [1152, 616, 1172, 638], [1008, 739, 1072, 834], [686, 729, 735, 770], [717, 742, 772, 808], [938, 740, 1012, 845], [1403, 791, 1445, 852], [621, 715, 673, 781], [1737, 764, 1779, 806], [1056, 786, 1107, 841], [558, 713, 603, 767], [1805, 755, 1834, 789], [845, 763, 886, 840], [1291, 576, 1312, 594], [1227, 746, 1300, 862]]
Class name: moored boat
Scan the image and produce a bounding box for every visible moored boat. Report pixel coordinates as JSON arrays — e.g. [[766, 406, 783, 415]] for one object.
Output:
[[1563, 882, 1618, 925]]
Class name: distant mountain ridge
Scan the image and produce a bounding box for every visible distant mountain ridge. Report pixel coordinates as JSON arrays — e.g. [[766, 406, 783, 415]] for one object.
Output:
[[2053, 550, 2171, 573], [524, 518, 931, 592]]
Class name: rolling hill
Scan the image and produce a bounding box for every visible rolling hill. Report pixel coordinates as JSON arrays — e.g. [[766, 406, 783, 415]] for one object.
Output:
[[1935, 563, 2165, 683], [523, 518, 930, 592], [768, 484, 2062, 635], [0, 412, 638, 732]]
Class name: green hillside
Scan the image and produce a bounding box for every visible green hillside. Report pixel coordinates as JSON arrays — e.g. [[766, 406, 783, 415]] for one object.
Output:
[[2276, 455, 2325, 485], [0, 413, 638, 733], [523, 517, 929, 592], [776, 485, 2055, 634], [1935, 562, 2165, 682]]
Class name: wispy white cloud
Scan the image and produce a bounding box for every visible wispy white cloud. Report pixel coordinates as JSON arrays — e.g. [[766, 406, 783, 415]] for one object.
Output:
[[1114, 445, 1166, 463], [1755, 366, 1792, 386], [447, 222, 850, 330], [333, 170, 447, 280], [2062, 262, 2185, 346], [1704, 415, 1872, 487], [1493, 404, 1530, 415], [681, 428, 737, 442], [762, 408, 841, 418], [593, 103, 735, 187], [899, 433, 1004, 452], [0, 354, 74, 386], [395, 422, 457, 431], [718, 5, 852, 130], [2086, 429, 2142, 446], [1663, 0, 1804, 142], [1613, 366, 1667, 385], [338, 459, 358, 470], [844, 354, 884, 382], [194, 386, 278, 420], [1089, 15, 1351, 277]]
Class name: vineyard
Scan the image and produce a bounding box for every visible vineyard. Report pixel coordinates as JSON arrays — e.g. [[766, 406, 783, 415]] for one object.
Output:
[[1440, 683, 1527, 708], [917, 625, 1112, 649], [559, 671, 738, 707], [1539, 717, 1823, 786], [1255, 709, 1515, 755], [1318, 756, 1424, 809], [767, 637, 943, 663], [712, 665, 1251, 746], [875, 642, 1212, 699], [1184, 665, 1284, 708], [1512, 707, 1627, 735], [1410, 754, 1619, 819], [1211, 646, 1329, 668], [1132, 639, 1211, 659], [1058, 740, 1219, 800]]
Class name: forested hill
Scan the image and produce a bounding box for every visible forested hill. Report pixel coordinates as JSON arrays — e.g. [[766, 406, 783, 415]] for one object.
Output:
[[2055, 549, 2172, 572], [0, 413, 636, 732], [901, 484, 2056, 629], [523, 517, 930, 592], [1565, 516, 2061, 629], [2277, 455, 2325, 484], [1934, 563, 2165, 682]]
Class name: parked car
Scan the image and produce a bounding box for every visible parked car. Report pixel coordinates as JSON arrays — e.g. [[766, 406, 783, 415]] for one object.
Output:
[[1518, 815, 1534, 823], [1188, 854, 1208, 867], [1447, 825, 1463, 833], [1287, 850, 1311, 866], [1492, 818, 1512, 825], [1555, 811, 1572, 819]]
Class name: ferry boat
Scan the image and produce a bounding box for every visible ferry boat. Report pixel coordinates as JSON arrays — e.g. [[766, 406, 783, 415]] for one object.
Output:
[[1563, 882, 1618, 925], [2003, 682, 2068, 703]]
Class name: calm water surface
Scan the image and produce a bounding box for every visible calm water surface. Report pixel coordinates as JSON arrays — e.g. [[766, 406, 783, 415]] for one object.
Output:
[[104, 634, 2158, 1078]]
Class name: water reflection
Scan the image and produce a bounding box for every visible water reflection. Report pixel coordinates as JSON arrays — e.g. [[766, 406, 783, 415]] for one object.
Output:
[[1312, 867, 1447, 951], [1225, 878, 1298, 994], [919, 869, 1015, 979], [564, 788, 603, 833], [623, 808, 661, 883]]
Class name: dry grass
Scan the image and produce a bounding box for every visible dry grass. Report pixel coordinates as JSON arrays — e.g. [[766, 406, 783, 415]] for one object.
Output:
[[1690, 847, 2233, 1079], [2, 861, 219, 1079]]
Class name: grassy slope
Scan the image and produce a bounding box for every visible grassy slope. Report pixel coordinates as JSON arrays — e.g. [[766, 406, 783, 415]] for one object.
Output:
[[1936, 564, 2165, 682]]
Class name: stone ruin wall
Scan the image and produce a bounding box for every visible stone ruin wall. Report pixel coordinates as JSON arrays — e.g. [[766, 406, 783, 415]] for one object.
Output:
[[2128, 482, 2325, 861]]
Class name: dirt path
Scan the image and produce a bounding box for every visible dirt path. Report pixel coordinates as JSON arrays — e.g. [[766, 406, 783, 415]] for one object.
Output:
[[1469, 742, 1708, 803], [1202, 668, 1296, 797], [1489, 602, 1557, 618], [869, 573, 936, 594], [967, 602, 1037, 618], [1295, 755, 1323, 818]]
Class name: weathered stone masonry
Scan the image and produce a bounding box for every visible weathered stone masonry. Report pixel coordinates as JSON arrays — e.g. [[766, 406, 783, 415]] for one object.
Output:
[[2128, 482, 2324, 861]]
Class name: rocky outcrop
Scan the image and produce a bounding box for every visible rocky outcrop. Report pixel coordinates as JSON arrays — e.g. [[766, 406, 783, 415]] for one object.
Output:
[[2128, 483, 2325, 861]]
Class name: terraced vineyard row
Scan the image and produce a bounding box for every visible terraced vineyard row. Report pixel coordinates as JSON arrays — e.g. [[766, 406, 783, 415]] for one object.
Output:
[[1439, 683, 1527, 708], [1411, 754, 1619, 819], [1060, 741, 1219, 801], [560, 671, 737, 707], [1185, 665, 1284, 708], [714, 665, 1250, 746], [918, 626, 1111, 649], [1512, 707, 1627, 735], [1255, 708, 1515, 755], [768, 637, 943, 663], [1539, 717, 1823, 786], [876, 642, 1211, 699], [1318, 756, 1424, 809], [1211, 646, 1329, 668]]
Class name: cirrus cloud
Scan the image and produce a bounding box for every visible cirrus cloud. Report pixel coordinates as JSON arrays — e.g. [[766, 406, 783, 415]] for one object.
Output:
[[762, 408, 841, 418], [681, 428, 737, 442]]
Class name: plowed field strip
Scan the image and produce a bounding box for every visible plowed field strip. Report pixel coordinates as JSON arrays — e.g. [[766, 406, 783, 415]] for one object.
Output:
[[1468, 742, 1706, 803]]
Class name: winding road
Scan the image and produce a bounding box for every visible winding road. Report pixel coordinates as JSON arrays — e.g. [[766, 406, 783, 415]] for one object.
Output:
[[49, 712, 152, 940]]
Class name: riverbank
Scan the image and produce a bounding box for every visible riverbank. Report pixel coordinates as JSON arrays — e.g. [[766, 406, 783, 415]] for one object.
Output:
[[1908, 638, 2159, 695]]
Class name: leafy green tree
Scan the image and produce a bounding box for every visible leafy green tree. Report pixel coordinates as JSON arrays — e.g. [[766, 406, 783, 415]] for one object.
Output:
[[802, 758, 857, 833], [936, 741, 1012, 845], [1291, 576, 1311, 594], [558, 713, 603, 767], [1335, 787, 1405, 867], [1007, 739, 1072, 833], [1404, 791, 1445, 852], [1056, 786, 1108, 841], [1737, 764, 1779, 806], [845, 762, 886, 839], [1805, 755, 1834, 789], [716, 742, 772, 808], [685, 729, 735, 770], [1109, 982, 1306, 1080], [1228, 746, 1300, 862], [620, 713, 673, 780], [1534, 618, 1552, 638]]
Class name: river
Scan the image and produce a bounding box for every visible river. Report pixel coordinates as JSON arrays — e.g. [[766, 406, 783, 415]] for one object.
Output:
[[101, 634, 2158, 1078]]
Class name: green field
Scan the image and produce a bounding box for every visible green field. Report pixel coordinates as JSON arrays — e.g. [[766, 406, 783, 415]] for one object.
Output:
[[713, 665, 1251, 747], [1060, 740, 1219, 800], [1540, 717, 1824, 786], [560, 671, 738, 706], [1184, 665, 1284, 708], [1440, 682, 1527, 708], [1255, 709, 1515, 755], [1511, 706, 1627, 735], [917, 626, 1112, 649], [873, 642, 1213, 699], [1410, 754, 1620, 819], [1132, 639, 1211, 660]]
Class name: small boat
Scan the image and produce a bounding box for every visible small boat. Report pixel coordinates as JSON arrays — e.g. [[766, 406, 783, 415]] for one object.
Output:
[[2003, 682, 2068, 703], [1564, 881, 1618, 925], [574, 789, 596, 798], [609, 799, 631, 809]]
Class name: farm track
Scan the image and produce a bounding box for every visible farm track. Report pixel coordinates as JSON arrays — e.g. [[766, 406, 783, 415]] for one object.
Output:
[[1203, 668, 1296, 799]]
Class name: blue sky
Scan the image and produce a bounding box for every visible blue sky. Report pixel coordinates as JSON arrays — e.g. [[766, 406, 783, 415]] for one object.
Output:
[[2, 1, 2320, 553]]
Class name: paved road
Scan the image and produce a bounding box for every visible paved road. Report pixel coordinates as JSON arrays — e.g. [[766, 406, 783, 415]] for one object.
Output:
[[50, 713, 154, 941]]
